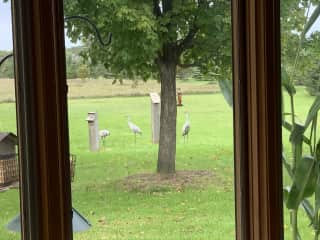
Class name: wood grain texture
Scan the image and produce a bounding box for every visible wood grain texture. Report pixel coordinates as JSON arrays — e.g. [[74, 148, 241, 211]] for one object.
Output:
[[11, 0, 73, 239], [232, 0, 283, 239]]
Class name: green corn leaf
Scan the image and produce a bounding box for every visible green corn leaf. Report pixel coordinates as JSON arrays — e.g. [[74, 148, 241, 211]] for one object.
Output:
[[218, 79, 233, 108], [287, 156, 316, 209], [290, 123, 305, 144], [315, 171, 320, 215], [304, 96, 320, 131], [281, 68, 296, 96], [282, 153, 293, 178], [316, 139, 320, 162], [302, 4, 320, 38], [282, 120, 310, 145], [283, 186, 290, 202], [302, 199, 315, 225]]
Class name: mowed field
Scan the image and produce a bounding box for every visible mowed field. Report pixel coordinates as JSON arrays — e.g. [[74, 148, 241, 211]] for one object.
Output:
[[0, 78, 219, 102], [0, 81, 317, 239]]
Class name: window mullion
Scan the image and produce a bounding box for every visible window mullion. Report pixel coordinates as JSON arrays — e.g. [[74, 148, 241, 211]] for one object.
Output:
[[232, 0, 283, 239], [11, 1, 73, 239]]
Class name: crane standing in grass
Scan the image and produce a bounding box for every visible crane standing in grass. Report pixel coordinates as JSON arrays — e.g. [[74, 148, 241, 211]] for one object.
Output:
[[127, 116, 142, 144], [99, 129, 110, 148], [182, 112, 190, 143]]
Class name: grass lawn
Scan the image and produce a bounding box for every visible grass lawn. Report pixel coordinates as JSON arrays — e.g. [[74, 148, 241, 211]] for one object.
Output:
[[0, 87, 318, 239]]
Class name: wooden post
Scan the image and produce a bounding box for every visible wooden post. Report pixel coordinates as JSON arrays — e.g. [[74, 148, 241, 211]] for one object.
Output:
[[86, 112, 99, 151], [150, 93, 161, 144]]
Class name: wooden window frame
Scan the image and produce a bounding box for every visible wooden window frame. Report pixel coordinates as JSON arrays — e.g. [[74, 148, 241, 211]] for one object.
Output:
[[11, 1, 72, 240], [10, 0, 282, 239], [232, 0, 283, 239]]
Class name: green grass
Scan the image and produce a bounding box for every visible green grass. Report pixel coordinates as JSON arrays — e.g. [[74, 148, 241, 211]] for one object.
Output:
[[0, 87, 318, 239]]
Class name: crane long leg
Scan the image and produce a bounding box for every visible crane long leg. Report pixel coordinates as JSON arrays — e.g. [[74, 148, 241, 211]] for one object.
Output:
[[134, 133, 136, 144]]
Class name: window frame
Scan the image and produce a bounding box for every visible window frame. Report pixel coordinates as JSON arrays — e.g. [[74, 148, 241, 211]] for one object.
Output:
[[10, 0, 283, 239], [11, 1, 73, 240], [232, 0, 283, 239]]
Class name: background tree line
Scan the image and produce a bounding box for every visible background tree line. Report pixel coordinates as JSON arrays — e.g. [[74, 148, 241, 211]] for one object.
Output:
[[1, 47, 218, 82]]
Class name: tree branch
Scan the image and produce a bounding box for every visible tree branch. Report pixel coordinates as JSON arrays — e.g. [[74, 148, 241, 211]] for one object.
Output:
[[177, 24, 199, 54], [177, 59, 201, 68], [153, 0, 162, 17], [177, 62, 199, 68], [176, 0, 208, 55], [162, 0, 173, 13]]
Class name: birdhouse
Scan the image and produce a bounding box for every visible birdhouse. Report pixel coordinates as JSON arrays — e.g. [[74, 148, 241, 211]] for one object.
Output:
[[0, 132, 19, 187], [150, 92, 161, 144], [86, 112, 100, 152]]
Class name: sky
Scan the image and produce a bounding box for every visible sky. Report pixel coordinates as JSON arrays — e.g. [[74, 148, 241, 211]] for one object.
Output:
[[0, 1, 79, 51], [1, 2, 320, 51]]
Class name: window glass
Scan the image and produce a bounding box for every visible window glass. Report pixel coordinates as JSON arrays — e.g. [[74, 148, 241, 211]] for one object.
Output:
[[281, 1, 320, 239], [63, 0, 235, 239], [0, 1, 21, 239]]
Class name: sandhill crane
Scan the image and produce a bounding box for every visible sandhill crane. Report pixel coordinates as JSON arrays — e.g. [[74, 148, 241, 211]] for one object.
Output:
[[99, 129, 110, 147], [182, 112, 190, 143], [127, 116, 142, 144]]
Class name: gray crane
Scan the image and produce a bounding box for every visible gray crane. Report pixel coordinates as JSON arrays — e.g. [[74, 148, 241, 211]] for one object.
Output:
[[182, 112, 190, 143], [127, 116, 142, 144], [99, 129, 110, 147]]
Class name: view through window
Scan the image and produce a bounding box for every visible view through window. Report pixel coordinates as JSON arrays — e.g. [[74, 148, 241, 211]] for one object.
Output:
[[0, 0, 20, 238], [65, 1, 235, 239], [0, 0, 235, 239], [281, 1, 320, 239]]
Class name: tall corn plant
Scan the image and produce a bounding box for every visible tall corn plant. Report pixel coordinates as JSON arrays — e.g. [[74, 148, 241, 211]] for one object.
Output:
[[282, 69, 320, 240], [281, 4, 320, 239]]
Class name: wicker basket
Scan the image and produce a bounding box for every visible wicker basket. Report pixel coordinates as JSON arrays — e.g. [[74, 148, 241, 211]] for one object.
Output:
[[0, 154, 76, 187], [0, 154, 19, 187]]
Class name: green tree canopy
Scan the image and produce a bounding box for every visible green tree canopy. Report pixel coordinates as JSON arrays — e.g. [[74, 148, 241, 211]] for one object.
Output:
[[64, 0, 232, 174], [64, 0, 231, 80]]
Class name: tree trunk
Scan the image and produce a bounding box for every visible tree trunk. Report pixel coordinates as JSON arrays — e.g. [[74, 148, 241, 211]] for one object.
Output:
[[157, 61, 177, 174]]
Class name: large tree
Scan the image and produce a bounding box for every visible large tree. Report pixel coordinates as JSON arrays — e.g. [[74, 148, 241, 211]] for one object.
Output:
[[64, 0, 231, 174]]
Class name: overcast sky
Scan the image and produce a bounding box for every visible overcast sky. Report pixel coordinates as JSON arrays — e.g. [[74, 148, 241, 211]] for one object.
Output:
[[0, 1, 79, 50], [1, 1, 320, 51]]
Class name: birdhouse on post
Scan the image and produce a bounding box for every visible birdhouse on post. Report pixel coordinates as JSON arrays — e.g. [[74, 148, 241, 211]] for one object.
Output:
[[150, 92, 161, 144], [86, 112, 99, 152]]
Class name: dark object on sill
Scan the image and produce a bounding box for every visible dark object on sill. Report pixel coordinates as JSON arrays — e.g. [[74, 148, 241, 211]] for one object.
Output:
[[7, 208, 91, 233]]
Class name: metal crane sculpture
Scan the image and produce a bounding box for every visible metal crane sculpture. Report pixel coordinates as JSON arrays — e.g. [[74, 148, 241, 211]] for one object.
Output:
[[182, 112, 190, 143], [99, 129, 110, 148], [127, 116, 142, 144]]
